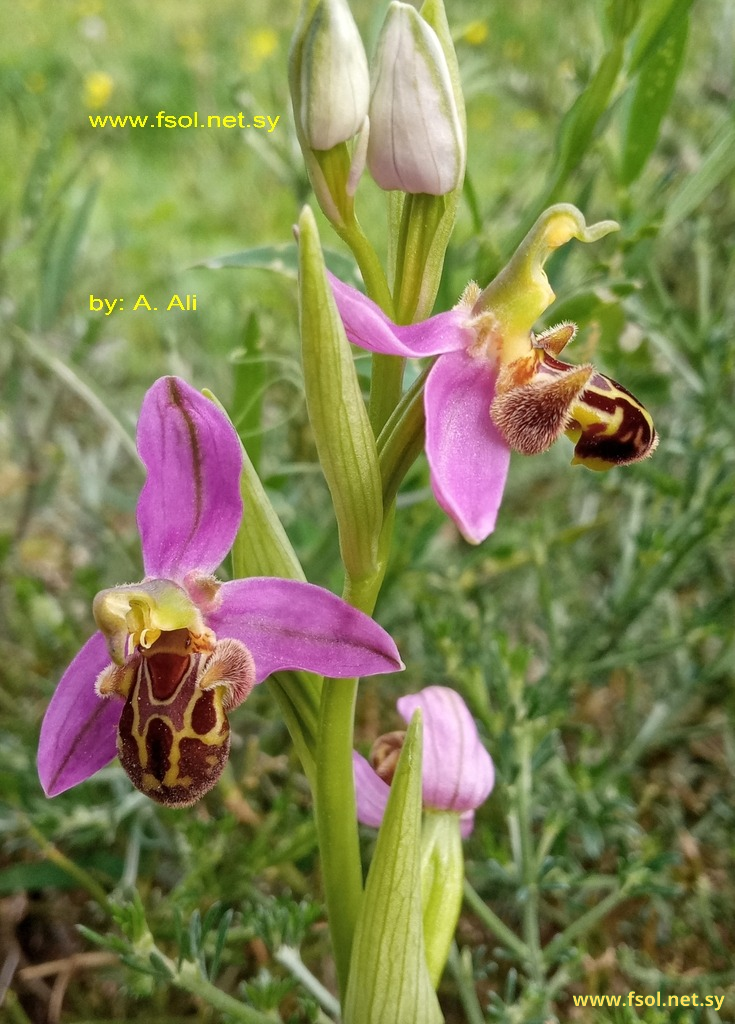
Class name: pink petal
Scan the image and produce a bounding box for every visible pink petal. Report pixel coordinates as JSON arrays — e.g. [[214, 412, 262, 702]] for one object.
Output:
[[397, 687, 494, 816], [424, 350, 511, 544], [459, 811, 475, 839], [329, 274, 470, 357], [38, 632, 121, 797], [137, 377, 243, 581], [207, 578, 403, 683], [353, 751, 391, 828]]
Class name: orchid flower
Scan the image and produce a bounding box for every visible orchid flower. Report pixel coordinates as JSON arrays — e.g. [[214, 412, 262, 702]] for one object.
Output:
[[353, 685, 494, 837], [38, 376, 402, 807], [331, 204, 658, 543]]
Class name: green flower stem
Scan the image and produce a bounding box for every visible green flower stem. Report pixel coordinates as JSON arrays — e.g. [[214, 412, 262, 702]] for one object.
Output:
[[513, 721, 545, 987], [462, 880, 530, 965], [315, 514, 396, 1000], [335, 213, 405, 436], [376, 366, 429, 507], [267, 672, 321, 788], [368, 353, 407, 436], [393, 193, 446, 326], [315, 674, 362, 997], [543, 881, 632, 966], [275, 944, 341, 1018], [447, 943, 485, 1024], [24, 818, 111, 914], [166, 957, 278, 1024], [338, 218, 393, 315]]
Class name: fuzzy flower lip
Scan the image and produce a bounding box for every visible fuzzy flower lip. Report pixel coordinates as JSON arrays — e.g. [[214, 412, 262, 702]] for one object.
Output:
[[38, 376, 403, 800], [353, 685, 494, 838], [330, 204, 658, 544]]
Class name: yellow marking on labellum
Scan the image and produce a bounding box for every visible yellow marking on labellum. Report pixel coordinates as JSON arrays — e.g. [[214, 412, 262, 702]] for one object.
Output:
[[491, 334, 657, 468], [567, 371, 658, 470], [102, 627, 255, 806]]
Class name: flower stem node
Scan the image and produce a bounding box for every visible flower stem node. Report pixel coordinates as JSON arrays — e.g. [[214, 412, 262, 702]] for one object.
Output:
[[368, 2, 465, 195]]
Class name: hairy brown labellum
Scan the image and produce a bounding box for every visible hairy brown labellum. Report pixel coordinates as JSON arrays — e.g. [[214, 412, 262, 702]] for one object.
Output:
[[97, 629, 255, 806], [491, 355, 594, 456], [490, 326, 658, 468]]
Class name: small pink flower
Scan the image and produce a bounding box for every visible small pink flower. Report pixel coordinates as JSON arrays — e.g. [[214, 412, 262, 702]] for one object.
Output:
[[353, 686, 494, 837], [38, 376, 402, 806], [330, 205, 658, 544]]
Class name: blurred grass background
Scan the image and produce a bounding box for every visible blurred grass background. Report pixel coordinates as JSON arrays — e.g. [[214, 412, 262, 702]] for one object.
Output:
[[1, 0, 734, 1021]]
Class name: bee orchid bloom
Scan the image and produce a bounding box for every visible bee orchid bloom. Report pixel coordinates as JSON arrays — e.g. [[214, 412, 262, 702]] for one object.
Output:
[[330, 205, 657, 543], [38, 376, 402, 806], [353, 686, 494, 837]]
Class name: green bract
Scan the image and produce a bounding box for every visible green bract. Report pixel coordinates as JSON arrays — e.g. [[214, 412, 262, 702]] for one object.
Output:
[[420, 812, 464, 988], [297, 206, 383, 585], [344, 712, 443, 1024]]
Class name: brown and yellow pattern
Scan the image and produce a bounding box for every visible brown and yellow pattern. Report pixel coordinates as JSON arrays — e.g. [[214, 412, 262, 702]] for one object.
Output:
[[97, 628, 254, 806]]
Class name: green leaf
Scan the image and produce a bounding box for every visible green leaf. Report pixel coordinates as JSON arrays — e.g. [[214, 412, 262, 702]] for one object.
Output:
[[621, 9, 689, 184], [231, 312, 266, 472], [343, 712, 444, 1024], [550, 41, 624, 192], [200, 242, 362, 288], [661, 119, 735, 233], [0, 853, 121, 894], [38, 180, 99, 329], [297, 205, 383, 584], [627, 0, 694, 74]]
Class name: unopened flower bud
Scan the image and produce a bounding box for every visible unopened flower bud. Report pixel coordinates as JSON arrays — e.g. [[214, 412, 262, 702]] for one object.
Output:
[[291, 0, 370, 151], [368, 2, 464, 195]]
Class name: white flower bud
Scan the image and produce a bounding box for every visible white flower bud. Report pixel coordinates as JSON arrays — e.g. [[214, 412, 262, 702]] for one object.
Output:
[[368, 2, 465, 195], [294, 0, 370, 150]]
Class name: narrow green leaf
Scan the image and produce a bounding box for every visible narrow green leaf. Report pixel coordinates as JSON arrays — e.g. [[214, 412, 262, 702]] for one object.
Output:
[[621, 10, 689, 184], [661, 120, 735, 233], [38, 180, 99, 329], [297, 205, 383, 583], [550, 42, 624, 191], [627, 0, 693, 73], [231, 312, 266, 472], [344, 712, 444, 1024], [210, 908, 234, 981], [200, 242, 362, 287]]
